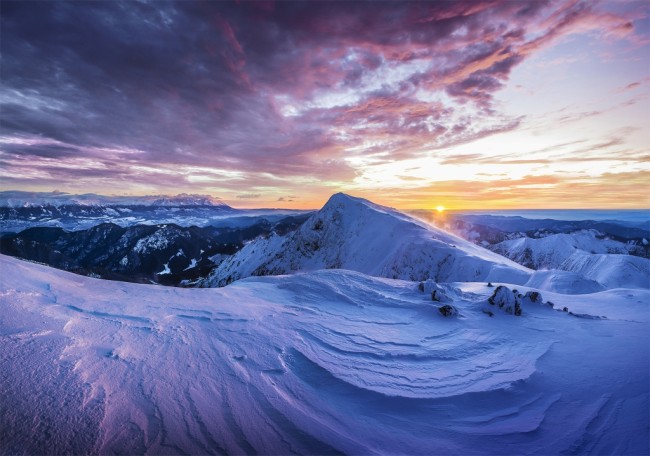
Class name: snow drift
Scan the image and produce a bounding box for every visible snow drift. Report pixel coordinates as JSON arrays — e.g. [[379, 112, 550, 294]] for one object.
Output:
[[1, 255, 648, 454]]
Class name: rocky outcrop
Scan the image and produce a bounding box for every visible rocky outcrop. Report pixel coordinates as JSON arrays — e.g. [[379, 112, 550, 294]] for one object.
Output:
[[486, 285, 522, 316]]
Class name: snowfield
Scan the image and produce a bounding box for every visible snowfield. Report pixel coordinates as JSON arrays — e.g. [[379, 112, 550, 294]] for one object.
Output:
[[1, 255, 648, 455]]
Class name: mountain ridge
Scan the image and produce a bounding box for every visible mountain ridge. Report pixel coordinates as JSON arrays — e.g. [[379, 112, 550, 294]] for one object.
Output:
[[0, 191, 231, 208], [201, 192, 531, 287]]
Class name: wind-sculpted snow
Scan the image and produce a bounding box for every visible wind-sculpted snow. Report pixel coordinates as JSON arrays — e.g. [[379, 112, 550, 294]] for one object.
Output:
[[202, 193, 531, 287], [1, 255, 648, 455]]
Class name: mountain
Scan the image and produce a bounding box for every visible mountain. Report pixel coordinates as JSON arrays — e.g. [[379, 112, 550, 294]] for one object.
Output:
[[0, 214, 310, 285], [0, 191, 230, 208], [0, 191, 237, 234], [491, 230, 638, 269], [0, 223, 223, 285], [558, 253, 650, 289], [201, 193, 531, 287], [0, 191, 317, 235], [487, 231, 650, 290], [451, 213, 650, 241], [1, 254, 648, 455], [410, 210, 650, 259], [0, 203, 237, 236]]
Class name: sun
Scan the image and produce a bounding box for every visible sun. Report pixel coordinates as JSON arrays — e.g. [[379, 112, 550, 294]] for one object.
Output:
[[436, 205, 445, 213]]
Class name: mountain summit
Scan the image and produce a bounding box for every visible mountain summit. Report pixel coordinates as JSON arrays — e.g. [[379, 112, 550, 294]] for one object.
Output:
[[201, 193, 530, 287]]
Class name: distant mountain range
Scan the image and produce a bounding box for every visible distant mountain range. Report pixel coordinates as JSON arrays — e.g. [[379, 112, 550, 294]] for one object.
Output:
[[2, 191, 648, 291], [0, 191, 230, 208], [0, 191, 316, 234]]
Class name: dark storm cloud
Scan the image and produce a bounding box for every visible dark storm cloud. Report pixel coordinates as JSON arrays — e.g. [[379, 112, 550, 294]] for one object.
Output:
[[0, 142, 81, 159], [0, 0, 637, 190], [2, 1, 262, 155]]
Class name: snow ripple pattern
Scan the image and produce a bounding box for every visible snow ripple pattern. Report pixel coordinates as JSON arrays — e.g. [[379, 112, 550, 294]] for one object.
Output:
[[1, 256, 648, 455]]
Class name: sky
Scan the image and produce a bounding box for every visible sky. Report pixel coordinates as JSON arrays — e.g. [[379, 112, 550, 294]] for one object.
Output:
[[1, 0, 649, 210]]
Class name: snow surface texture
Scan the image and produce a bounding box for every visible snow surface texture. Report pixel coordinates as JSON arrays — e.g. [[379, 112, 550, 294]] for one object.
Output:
[[202, 193, 531, 287], [1, 255, 648, 455]]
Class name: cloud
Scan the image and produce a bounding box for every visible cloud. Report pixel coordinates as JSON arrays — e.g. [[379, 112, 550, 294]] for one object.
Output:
[[0, 0, 643, 200], [353, 170, 650, 210], [236, 193, 262, 199]]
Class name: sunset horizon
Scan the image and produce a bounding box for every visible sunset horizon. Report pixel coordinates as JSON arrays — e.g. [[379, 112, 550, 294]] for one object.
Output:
[[2, 188, 650, 212], [1, 1, 649, 210]]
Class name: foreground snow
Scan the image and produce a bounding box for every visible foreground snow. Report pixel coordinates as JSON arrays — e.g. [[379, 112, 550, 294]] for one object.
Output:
[[1, 255, 648, 454]]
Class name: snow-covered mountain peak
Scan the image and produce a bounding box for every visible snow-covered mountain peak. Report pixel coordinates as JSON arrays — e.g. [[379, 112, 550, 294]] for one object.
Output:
[[201, 193, 531, 287], [323, 192, 421, 220], [315, 192, 384, 226], [146, 193, 229, 207], [325, 191, 356, 205], [315, 192, 452, 240], [322, 192, 389, 213]]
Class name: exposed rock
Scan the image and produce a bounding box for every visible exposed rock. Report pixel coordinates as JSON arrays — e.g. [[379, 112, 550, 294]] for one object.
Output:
[[438, 304, 458, 317], [521, 291, 555, 308], [569, 312, 607, 320], [524, 291, 542, 303], [421, 279, 451, 302], [487, 285, 522, 316]]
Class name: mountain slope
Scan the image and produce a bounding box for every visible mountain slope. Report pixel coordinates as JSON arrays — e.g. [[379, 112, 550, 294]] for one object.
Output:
[[1, 255, 648, 455], [0, 214, 311, 286], [558, 253, 650, 289], [0, 223, 225, 284], [201, 193, 531, 287], [491, 230, 639, 270]]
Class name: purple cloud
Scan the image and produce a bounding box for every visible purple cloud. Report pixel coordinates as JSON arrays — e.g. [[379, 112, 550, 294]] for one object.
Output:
[[0, 0, 641, 197]]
